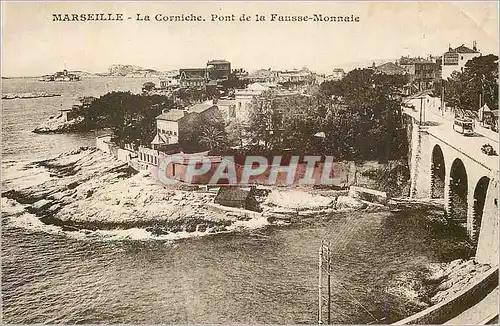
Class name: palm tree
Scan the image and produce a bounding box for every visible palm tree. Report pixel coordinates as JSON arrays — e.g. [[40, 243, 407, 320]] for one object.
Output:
[[199, 125, 227, 151]]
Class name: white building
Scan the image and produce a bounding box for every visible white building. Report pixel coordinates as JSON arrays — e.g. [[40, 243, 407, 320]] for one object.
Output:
[[151, 109, 185, 147], [442, 43, 481, 79]]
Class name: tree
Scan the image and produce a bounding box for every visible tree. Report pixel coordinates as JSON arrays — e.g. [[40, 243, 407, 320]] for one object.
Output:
[[318, 69, 408, 161], [199, 125, 228, 151], [444, 54, 499, 111], [82, 91, 176, 148], [226, 118, 246, 148], [246, 90, 285, 151], [142, 82, 156, 93], [179, 108, 227, 153]]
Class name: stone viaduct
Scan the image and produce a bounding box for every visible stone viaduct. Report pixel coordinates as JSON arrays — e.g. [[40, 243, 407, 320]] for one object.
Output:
[[405, 111, 498, 265]]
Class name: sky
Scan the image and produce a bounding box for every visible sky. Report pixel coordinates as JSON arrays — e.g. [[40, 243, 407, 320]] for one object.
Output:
[[1, 1, 499, 76]]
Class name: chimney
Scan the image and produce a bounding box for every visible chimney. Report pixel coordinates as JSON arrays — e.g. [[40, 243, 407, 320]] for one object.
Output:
[[473, 40, 477, 51]]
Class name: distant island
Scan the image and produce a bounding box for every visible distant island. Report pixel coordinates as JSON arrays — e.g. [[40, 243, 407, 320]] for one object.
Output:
[[2, 92, 61, 100], [39, 69, 81, 82], [27, 65, 179, 80]]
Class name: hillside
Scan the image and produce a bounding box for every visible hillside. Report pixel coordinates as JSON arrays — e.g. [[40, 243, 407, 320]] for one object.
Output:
[[108, 64, 166, 77]]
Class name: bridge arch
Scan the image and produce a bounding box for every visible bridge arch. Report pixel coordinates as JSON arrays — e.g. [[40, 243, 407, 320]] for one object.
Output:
[[449, 158, 468, 223], [431, 145, 445, 198], [472, 176, 490, 245]]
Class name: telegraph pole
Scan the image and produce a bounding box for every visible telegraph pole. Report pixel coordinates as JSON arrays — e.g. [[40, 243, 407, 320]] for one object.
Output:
[[419, 96, 423, 125], [318, 241, 332, 324], [327, 243, 332, 325], [318, 241, 323, 324], [441, 81, 445, 117]]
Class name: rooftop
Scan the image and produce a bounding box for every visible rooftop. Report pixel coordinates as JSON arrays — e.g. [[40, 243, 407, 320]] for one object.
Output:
[[399, 57, 434, 65], [156, 109, 186, 121], [207, 59, 230, 64], [188, 102, 216, 114], [215, 186, 254, 202], [375, 62, 407, 75], [446, 44, 479, 54]]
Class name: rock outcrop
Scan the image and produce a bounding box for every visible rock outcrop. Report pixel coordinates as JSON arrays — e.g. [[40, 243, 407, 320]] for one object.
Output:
[[335, 195, 367, 210], [386, 258, 492, 311], [33, 115, 85, 133], [1, 147, 265, 238], [426, 259, 492, 304]]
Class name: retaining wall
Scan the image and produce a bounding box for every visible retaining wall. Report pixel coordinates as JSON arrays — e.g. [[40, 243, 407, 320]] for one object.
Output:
[[392, 267, 498, 325]]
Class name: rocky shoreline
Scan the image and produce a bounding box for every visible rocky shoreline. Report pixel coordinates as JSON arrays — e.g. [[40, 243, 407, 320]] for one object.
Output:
[[387, 258, 493, 312], [1, 146, 490, 320], [32, 114, 85, 133], [2, 92, 61, 100], [1, 147, 385, 240]]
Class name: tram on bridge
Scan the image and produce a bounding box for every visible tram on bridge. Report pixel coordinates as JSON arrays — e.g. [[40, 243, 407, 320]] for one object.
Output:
[[453, 117, 475, 136]]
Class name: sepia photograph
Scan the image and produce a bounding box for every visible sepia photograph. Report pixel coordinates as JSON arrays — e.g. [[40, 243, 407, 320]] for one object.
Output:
[[1, 1, 499, 324]]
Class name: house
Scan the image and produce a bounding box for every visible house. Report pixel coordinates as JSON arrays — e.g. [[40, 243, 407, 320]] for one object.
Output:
[[178, 60, 232, 89], [479, 104, 499, 131], [151, 102, 221, 150], [233, 83, 275, 121], [207, 59, 231, 80], [399, 56, 441, 93], [247, 69, 279, 83], [330, 68, 346, 81], [159, 78, 179, 89], [152, 109, 185, 149], [179, 68, 208, 88], [442, 42, 481, 79], [278, 67, 313, 84], [215, 99, 238, 120], [214, 186, 261, 212], [374, 62, 407, 75], [60, 108, 77, 122]]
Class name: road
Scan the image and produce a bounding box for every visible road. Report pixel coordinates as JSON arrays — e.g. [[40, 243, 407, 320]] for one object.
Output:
[[443, 287, 499, 325], [403, 105, 499, 173]]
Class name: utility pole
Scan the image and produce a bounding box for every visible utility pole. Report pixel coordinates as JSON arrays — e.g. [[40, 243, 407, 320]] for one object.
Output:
[[441, 81, 445, 117], [422, 95, 426, 123], [419, 96, 423, 125], [327, 243, 332, 325], [318, 241, 323, 325], [318, 241, 332, 325]]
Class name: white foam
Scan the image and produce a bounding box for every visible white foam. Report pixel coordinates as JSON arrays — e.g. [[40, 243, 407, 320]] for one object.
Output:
[[2, 197, 269, 242]]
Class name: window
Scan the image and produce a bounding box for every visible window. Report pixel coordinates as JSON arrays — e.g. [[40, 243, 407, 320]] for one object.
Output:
[[174, 132, 177, 136], [461, 56, 464, 60]]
